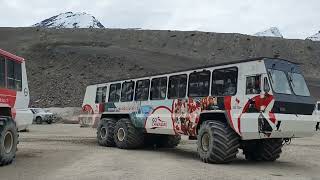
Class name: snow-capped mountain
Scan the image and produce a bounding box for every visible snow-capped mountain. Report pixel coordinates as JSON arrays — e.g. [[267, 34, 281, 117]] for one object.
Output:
[[254, 27, 283, 38], [33, 12, 105, 28], [306, 31, 320, 41]]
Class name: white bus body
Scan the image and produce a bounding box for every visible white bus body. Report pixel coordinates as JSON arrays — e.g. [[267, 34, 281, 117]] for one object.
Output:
[[81, 58, 318, 139], [80, 57, 319, 163]]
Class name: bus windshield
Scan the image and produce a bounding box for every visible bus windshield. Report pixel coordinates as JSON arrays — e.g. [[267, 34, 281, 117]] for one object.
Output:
[[287, 72, 310, 96], [268, 69, 292, 94], [268, 69, 310, 96]]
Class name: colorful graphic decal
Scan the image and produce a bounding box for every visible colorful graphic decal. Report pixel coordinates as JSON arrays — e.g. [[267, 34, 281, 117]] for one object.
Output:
[[145, 106, 173, 132], [151, 117, 168, 129], [82, 104, 94, 114], [172, 97, 219, 136], [237, 93, 275, 134], [99, 93, 276, 136]]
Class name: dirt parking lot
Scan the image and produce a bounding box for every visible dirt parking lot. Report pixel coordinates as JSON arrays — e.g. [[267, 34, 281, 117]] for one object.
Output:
[[0, 124, 320, 180]]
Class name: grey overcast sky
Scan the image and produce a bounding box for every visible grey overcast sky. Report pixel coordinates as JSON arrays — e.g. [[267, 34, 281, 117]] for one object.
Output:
[[0, 0, 319, 39]]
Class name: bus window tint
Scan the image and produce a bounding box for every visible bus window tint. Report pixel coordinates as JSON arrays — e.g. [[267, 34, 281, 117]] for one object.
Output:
[[151, 77, 167, 100], [121, 81, 134, 102], [15, 62, 22, 91], [135, 79, 150, 101], [6, 59, 22, 91], [188, 70, 210, 97], [0, 56, 5, 88], [212, 67, 238, 96], [108, 83, 121, 102], [246, 75, 261, 94], [95, 86, 107, 103], [7, 60, 16, 89], [168, 74, 187, 99]]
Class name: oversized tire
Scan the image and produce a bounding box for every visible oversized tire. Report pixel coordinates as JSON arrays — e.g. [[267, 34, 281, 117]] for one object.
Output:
[[97, 118, 117, 147], [114, 118, 144, 149], [197, 120, 240, 164], [35, 117, 42, 124], [144, 134, 181, 148], [242, 139, 283, 161], [0, 117, 18, 166]]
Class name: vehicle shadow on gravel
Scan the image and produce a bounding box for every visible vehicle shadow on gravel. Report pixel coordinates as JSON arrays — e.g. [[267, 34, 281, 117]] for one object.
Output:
[[136, 147, 308, 168]]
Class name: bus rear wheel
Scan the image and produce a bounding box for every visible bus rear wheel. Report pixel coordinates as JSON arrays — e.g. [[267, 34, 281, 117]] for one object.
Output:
[[97, 118, 117, 147], [0, 117, 18, 166], [242, 139, 283, 161], [114, 118, 144, 149], [197, 120, 240, 164]]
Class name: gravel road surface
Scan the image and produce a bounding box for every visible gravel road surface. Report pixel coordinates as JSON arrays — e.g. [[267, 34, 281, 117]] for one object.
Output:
[[0, 124, 319, 180]]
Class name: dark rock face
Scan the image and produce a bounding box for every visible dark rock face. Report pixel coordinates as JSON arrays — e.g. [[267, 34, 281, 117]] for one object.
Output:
[[0, 27, 319, 107]]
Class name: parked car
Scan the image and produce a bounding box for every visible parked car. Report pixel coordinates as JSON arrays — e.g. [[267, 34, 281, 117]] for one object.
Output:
[[30, 108, 54, 124]]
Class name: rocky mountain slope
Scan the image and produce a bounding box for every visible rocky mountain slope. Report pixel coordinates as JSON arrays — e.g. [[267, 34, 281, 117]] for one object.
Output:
[[307, 31, 320, 41], [32, 12, 105, 29], [0, 27, 319, 107], [254, 27, 283, 38]]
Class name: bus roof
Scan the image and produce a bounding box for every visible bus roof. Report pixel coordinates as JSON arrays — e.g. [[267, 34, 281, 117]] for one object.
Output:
[[0, 49, 25, 63], [91, 57, 299, 86]]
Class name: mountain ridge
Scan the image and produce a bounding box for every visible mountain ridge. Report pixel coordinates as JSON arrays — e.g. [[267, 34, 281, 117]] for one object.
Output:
[[254, 27, 283, 38], [33, 12, 105, 29]]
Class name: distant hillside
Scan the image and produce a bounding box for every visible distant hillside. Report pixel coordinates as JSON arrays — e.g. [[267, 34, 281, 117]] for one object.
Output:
[[33, 12, 104, 29], [0, 27, 319, 107]]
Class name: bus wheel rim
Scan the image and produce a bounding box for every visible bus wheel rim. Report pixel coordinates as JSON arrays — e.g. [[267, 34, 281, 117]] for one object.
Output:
[[4, 131, 14, 154], [117, 128, 126, 142], [201, 132, 210, 152], [100, 127, 107, 139]]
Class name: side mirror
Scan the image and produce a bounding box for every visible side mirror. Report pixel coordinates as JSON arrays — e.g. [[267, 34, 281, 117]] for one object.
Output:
[[264, 77, 270, 93]]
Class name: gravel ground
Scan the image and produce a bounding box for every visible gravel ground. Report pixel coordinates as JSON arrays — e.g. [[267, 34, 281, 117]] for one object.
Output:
[[0, 124, 320, 180]]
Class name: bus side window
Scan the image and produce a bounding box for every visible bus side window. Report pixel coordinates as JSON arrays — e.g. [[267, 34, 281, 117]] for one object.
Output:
[[150, 77, 167, 100], [121, 81, 135, 102], [212, 67, 238, 96], [15, 62, 22, 91], [108, 83, 121, 102], [7, 60, 22, 91], [188, 70, 210, 97], [246, 75, 261, 94], [0, 56, 5, 88], [135, 79, 150, 101], [168, 74, 187, 99], [95, 86, 107, 103]]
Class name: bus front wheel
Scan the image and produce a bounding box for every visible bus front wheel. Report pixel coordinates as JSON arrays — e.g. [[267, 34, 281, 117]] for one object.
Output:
[[197, 120, 240, 164], [0, 117, 18, 166]]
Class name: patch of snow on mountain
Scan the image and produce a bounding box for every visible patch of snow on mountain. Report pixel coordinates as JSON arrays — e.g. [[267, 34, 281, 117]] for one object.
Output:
[[254, 27, 283, 38], [33, 12, 104, 28], [306, 31, 320, 41]]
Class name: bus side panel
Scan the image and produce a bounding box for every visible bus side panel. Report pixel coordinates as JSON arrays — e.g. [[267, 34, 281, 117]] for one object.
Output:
[[15, 62, 33, 130], [104, 97, 238, 136], [79, 85, 99, 127]]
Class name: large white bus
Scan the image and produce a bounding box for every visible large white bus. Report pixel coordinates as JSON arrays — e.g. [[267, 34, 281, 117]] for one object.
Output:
[[0, 49, 33, 166], [80, 57, 319, 164]]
